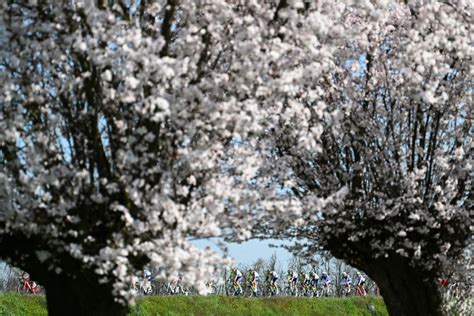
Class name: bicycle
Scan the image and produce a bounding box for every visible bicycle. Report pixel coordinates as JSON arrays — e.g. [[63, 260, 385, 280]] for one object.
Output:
[[298, 281, 311, 297], [205, 281, 219, 295], [141, 279, 155, 295], [17, 272, 42, 295], [167, 280, 183, 295], [339, 284, 352, 297], [242, 279, 256, 297], [355, 283, 366, 296], [265, 281, 279, 296], [181, 286, 191, 295], [249, 280, 261, 297], [320, 283, 334, 297], [131, 278, 155, 296], [284, 279, 298, 297], [227, 280, 243, 296], [308, 281, 322, 297]]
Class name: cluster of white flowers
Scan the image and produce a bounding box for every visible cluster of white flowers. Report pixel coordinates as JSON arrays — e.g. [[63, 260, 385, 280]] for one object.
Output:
[[246, 0, 472, 274]]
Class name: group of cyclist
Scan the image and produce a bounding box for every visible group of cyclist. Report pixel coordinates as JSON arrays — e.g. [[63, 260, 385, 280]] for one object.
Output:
[[131, 268, 155, 295], [287, 270, 366, 296], [130, 266, 373, 297], [229, 267, 368, 297], [340, 271, 367, 296], [229, 267, 280, 296]]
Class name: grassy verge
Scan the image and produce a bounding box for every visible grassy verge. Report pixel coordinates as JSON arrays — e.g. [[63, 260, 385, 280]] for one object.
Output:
[[130, 295, 388, 316], [0, 293, 387, 316], [0, 293, 48, 316]]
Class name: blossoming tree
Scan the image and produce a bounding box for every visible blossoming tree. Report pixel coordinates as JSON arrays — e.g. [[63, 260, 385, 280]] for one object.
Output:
[[251, 1, 472, 315], [0, 0, 349, 314]]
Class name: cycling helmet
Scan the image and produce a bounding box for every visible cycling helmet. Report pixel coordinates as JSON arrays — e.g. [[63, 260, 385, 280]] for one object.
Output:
[[322, 272, 327, 276], [342, 272, 347, 277]]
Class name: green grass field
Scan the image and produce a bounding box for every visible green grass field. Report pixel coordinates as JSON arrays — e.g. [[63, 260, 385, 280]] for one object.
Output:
[[0, 293, 47, 316], [0, 293, 388, 316]]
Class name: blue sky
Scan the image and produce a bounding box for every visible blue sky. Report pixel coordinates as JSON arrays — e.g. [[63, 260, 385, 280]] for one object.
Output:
[[192, 238, 293, 269]]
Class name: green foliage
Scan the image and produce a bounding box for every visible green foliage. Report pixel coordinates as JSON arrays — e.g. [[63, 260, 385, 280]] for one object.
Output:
[[0, 293, 47, 316], [0, 294, 387, 316]]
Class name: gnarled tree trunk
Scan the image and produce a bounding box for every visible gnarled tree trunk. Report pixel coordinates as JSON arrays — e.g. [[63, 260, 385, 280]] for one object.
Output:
[[44, 273, 128, 316], [0, 235, 129, 316], [358, 256, 443, 316]]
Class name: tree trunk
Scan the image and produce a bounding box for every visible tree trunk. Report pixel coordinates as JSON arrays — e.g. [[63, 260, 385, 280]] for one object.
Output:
[[44, 274, 128, 316], [0, 235, 129, 315], [363, 256, 443, 316]]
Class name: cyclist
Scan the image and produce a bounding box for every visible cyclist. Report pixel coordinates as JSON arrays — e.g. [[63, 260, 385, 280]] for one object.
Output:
[[319, 272, 331, 296], [19, 271, 31, 285], [167, 272, 182, 295], [287, 270, 298, 293], [18, 272, 41, 294], [354, 272, 367, 296], [288, 270, 298, 285], [309, 271, 319, 295], [299, 271, 310, 295], [299, 271, 310, 284], [320, 272, 331, 286], [266, 269, 279, 295], [248, 269, 261, 296], [246, 270, 252, 287], [230, 267, 243, 295], [341, 272, 352, 296], [441, 278, 448, 288], [267, 270, 279, 284], [142, 268, 153, 294], [310, 271, 319, 287]]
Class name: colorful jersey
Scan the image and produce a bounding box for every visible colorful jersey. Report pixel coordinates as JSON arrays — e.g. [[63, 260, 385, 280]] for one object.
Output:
[[310, 273, 319, 281], [354, 275, 366, 285], [299, 273, 310, 283], [341, 275, 352, 285], [254, 272, 261, 281], [288, 271, 298, 282], [320, 275, 331, 285], [232, 270, 243, 281], [267, 271, 279, 281]]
